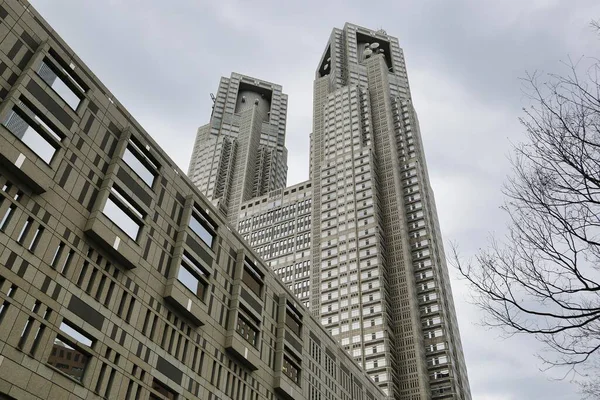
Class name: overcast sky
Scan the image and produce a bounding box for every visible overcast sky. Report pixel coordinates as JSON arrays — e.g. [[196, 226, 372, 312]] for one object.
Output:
[[29, 1, 600, 399]]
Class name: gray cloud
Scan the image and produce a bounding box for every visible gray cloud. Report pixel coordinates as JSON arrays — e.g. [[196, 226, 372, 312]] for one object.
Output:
[[30, 0, 600, 398]]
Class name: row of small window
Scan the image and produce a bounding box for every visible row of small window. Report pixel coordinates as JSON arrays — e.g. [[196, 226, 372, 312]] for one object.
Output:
[[341, 331, 385, 347]]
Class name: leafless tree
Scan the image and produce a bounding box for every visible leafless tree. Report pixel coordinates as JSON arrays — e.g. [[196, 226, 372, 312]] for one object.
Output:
[[452, 21, 600, 393]]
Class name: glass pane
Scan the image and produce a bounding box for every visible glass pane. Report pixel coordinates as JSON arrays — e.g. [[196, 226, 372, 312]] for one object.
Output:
[[3, 110, 57, 164], [47, 337, 89, 382], [282, 357, 300, 385], [236, 316, 258, 347], [189, 214, 214, 247], [286, 312, 301, 337], [177, 263, 199, 294], [242, 268, 262, 297], [110, 187, 143, 219], [38, 61, 81, 110], [151, 379, 177, 400], [102, 196, 141, 240], [123, 147, 155, 187], [58, 321, 93, 347]]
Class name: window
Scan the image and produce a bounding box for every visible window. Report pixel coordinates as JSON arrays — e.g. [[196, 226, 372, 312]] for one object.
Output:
[[3, 105, 61, 164], [285, 303, 302, 338], [282, 353, 301, 385], [242, 259, 264, 297], [58, 321, 93, 347], [47, 321, 94, 382], [150, 379, 177, 400], [177, 253, 208, 301], [102, 186, 144, 240], [123, 141, 158, 187], [189, 208, 216, 247], [236, 312, 259, 347], [37, 59, 83, 111]]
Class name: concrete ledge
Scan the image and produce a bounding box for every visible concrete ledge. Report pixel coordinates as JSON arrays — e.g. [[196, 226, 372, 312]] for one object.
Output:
[[224, 333, 260, 371], [163, 280, 205, 327], [0, 132, 52, 194], [83, 213, 140, 270]]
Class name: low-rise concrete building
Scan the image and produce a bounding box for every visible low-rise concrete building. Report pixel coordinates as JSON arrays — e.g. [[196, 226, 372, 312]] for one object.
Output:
[[0, 1, 385, 399]]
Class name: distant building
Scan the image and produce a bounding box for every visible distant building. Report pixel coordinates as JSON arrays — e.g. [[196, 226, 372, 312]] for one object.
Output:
[[189, 23, 471, 400], [0, 1, 383, 399], [188, 73, 288, 222]]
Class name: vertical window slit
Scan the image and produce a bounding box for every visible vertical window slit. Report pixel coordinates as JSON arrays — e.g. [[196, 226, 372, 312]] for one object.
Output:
[[50, 242, 65, 268], [95, 363, 107, 393], [60, 249, 74, 275], [28, 226, 43, 252], [18, 316, 34, 349], [0, 205, 16, 231], [104, 281, 115, 307], [76, 261, 89, 287], [30, 325, 45, 356], [0, 300, 9, 324], [17, 217, 33, 244]]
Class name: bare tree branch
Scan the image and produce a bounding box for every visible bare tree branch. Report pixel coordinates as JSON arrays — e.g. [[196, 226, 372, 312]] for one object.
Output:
[[451, 24, 600, 392]]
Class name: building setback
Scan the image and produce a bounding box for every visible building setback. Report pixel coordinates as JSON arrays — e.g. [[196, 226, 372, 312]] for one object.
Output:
[[0, 1, 385, 400], [190, 24, 471, 400]]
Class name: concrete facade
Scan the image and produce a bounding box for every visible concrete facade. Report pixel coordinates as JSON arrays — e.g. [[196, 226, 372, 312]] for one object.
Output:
[[0, 2, 384, 400], [190, 24, 471, 400]]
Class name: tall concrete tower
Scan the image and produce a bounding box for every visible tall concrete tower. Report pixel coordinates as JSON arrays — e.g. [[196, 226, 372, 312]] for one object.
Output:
[[189, 25, 471, 400], [307, 23, 470, 400], [188, 73, 288, 225]]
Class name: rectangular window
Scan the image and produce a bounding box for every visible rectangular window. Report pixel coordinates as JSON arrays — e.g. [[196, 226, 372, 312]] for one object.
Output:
[[150, 379, 177, 400], [242, 259, 263, 298], [102, 186, 144, 240], [47, 321, 94, 383], [3, 106, 60, 164], [235, 312, 259, 347], [282, 353, 301, 385], [285, 303, 302, 337], [177, 253, 208, 302], [123, 140, 158, 187], [58, 321, 93, 347], [189, 207, 215, 247], [37, 59, 83, 111]]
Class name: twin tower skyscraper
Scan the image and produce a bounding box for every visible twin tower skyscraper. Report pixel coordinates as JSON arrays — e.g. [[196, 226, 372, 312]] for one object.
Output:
[[188, 23, 471, 400]]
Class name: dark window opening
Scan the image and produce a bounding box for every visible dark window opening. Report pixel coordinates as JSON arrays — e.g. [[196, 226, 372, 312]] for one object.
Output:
[[235, 310, 260, 348], [150, 378, 177, 400], [285, 302, 303, 338], [282, 352, 301, 386], [242, 259, 263, 298]]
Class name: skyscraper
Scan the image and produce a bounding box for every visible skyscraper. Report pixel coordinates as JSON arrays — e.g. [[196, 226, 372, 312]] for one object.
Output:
[[190, 24, 470, 400], [188, 73, 288, 225]]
